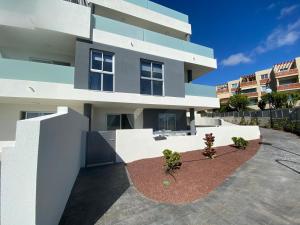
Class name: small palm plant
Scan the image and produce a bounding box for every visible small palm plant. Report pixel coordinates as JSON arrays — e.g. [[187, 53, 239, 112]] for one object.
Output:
[[203, 133, 216, 159]]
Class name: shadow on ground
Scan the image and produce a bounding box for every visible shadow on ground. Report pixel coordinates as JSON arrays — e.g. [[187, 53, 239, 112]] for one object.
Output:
[[59, 163, 130, 225]]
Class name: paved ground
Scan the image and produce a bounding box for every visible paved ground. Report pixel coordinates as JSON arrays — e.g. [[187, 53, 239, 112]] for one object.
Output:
[[60, 128, 300, 225]]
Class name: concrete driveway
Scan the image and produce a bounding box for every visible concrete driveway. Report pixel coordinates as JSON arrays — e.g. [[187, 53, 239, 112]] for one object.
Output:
[[60, 128, 300, 225]]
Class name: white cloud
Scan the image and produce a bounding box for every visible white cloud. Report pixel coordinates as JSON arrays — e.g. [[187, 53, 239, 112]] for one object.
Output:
[[254, 19, 300, 53], [221, 53, 252, 66], [278, 4, 299, 19], [221, 18, 300, 67], [267, 3, 277, 10]]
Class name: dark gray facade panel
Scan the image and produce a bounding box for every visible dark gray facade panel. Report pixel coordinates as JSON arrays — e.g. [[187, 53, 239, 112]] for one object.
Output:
[[74, 40, 185, 97], [143, 109, 187, 131]]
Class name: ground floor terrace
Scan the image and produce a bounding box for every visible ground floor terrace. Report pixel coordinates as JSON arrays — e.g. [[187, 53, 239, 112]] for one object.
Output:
[[60, 128, 300, 225]]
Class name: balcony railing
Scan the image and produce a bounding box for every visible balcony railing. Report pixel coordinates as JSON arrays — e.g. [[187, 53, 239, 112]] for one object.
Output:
[[0, 58, 74, 84], [277, 83, 300, 91], [240, 80, 257, 87], [259, 78, 269, 85], [93, 15, 214, 59], [185, 83, 216, 98], [124, 0, 189, 23], [275, 68, 298, 78], [217, 88, 229, 93]]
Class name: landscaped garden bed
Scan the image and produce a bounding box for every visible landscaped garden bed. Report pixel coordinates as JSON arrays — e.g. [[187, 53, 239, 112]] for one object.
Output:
[[127, 139, 260, 204]]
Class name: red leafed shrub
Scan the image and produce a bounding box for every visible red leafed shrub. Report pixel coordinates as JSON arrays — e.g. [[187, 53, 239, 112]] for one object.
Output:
[[203, 133, 216, 159]]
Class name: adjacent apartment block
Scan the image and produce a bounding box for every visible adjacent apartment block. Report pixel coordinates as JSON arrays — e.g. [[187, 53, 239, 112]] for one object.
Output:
[[216, 57, 300, 108], [0, 0, 218, 153]]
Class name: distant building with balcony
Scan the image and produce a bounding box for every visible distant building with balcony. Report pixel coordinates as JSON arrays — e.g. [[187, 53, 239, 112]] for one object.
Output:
[[216, 56, 300, 109]]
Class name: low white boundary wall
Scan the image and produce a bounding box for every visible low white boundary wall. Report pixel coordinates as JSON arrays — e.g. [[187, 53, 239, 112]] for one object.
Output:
[[1, 107, 88, 225], [116, 126, 260, 163]]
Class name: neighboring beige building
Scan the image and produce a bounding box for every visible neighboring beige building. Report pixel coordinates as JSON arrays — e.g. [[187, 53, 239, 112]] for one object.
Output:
[[216, 56, 300, 109]]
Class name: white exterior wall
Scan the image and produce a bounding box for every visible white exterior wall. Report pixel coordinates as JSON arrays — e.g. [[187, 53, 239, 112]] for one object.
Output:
[[92, 107, 143, 131], [0, 79, 220, 109], [115, 126, 260, 163], [1, 107, 88, 225], [0, 103, 83, 141], [93, 29, 216, 71]]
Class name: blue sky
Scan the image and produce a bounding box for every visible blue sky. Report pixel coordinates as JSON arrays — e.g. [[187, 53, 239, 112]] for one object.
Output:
[[151, 0, 300, 86]]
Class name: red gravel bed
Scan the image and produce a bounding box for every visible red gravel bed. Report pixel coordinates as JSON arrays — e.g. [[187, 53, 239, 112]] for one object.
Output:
[[127, 140, 260, 204]]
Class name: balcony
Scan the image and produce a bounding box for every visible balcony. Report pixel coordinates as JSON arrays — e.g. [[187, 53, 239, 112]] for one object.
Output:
[[185, 83, 216, 98], [93, 15, 214, 59], [259, 79, 269, 85], [240, 80, 257, 88], [217, 88, 229, 93], [277, 83, 300, 91], [124, 0, 189, 23], [275, 68, 298, 78], [0, 58, 74, 84]]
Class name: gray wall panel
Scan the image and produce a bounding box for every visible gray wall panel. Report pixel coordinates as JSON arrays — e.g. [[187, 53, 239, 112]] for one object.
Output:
[[74, 40, 185, 97]]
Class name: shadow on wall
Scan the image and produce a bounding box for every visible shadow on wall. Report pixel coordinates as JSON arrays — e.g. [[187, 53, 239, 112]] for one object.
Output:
[[59, 163, 130, 225]]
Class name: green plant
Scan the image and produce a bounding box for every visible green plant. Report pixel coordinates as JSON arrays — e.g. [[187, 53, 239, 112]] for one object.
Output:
[[232, 137, 248, 149], [239, 116, 247, 125], [229, 94, 249, 112], [162, 149, 182, 172], [203, 133, 216, 159], [262, 92, 288, 109], [287, 92, 300, 108], [249, 117, 258, 125]]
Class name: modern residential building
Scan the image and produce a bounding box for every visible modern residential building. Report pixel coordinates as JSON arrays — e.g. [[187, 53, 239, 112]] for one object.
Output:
[[216, 56, 300, 108], [0, 0, 218, 155]]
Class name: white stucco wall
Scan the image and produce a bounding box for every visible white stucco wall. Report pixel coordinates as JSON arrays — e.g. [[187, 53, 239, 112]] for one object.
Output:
[[1, 107, 89, 225], [0, 103, 84, 141], [92, 107, 143, 131], [115, 126, 260, 163], [0, 79, 220, 110]]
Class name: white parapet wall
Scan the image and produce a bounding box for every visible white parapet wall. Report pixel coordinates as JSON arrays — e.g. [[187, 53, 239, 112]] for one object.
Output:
[[115, 126, 260, 163], [1, 107, 88, 225]]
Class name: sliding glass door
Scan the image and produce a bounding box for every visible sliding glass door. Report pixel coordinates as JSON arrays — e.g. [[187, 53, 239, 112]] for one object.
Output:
[[158, 113, 176, 131]]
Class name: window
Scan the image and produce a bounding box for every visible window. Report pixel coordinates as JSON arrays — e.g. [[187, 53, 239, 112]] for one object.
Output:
[[140, 60, 164, 96], [261, 74, 268, 79], [90, 49, 114, 91], [106, 114, 134, 130], [21, 111, 52, 120], [158, 113, 176, 131], [241, 88, 257, 94], [231, 83, 238, 88], [278, 77, 298, 85]]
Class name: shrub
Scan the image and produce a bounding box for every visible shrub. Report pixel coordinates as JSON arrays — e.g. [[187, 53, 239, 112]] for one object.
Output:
[[232, 137, 248, 149], [229, 94, 249, 111], [249, 117, 258, 125], [239, 116, 247, 125], [203, 133, 216, 159], [162, 149, 182, 172]]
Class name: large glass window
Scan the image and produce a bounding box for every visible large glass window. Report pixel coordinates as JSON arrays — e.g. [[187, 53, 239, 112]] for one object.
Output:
[[21, 111, 52, 120], [158, 113, 176, 131], [90, 49, 114, 91], [107, 114, 134, 130], [140, 60, 164, 96]]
